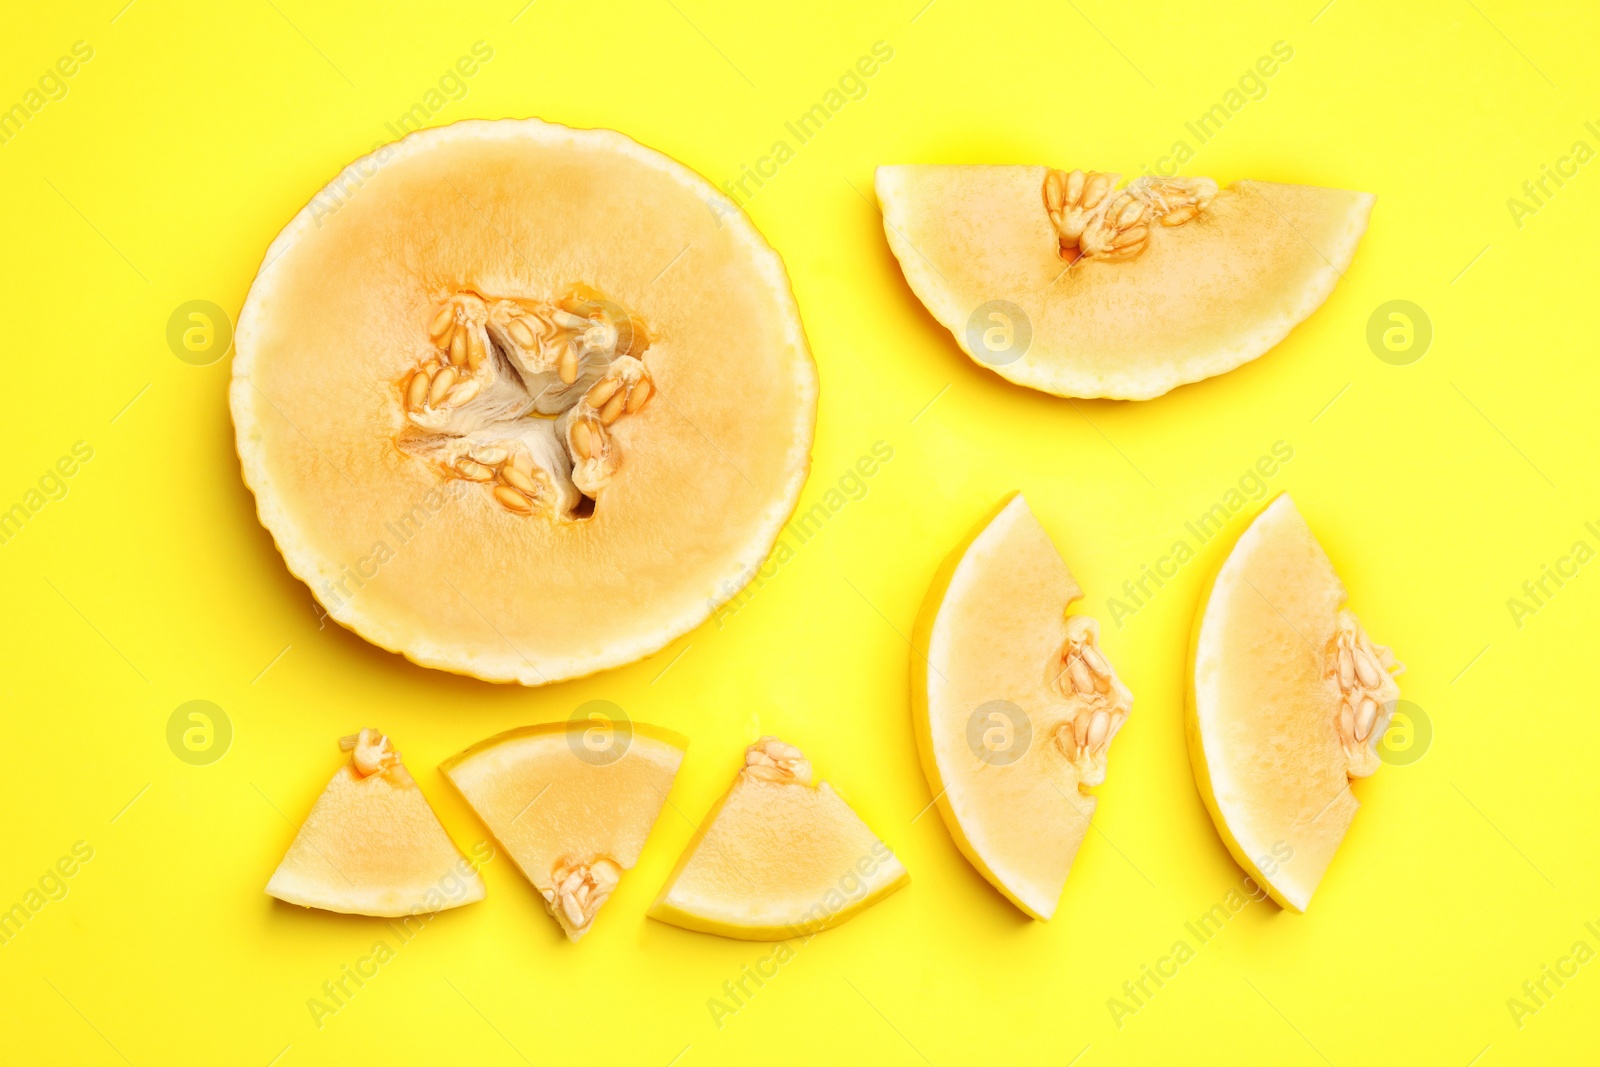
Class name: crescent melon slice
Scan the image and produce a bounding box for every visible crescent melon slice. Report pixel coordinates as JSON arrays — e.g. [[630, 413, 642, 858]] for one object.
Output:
[[1187, 493, 1403, 912], [441, 721, 685, 941], [911, 493, 1133, 919], [232, 118, 816, 685], [266, 729, 485, 917], [649, 738, 908, 940], [875, 165, 1373, 399]]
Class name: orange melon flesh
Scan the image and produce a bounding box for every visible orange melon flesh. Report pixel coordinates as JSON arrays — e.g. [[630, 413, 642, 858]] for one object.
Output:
[[441, 722, 684, 941], [267, 729, 484, 917], [875, 165, 1373, 399], [1188, 494, 1401, 912], [650, 738, 908, 940], [232, 119, 816, 685], [911, 494, 1132, 919]]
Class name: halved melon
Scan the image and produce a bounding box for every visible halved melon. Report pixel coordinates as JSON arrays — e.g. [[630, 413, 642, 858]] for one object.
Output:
[[232, 119, 816, 685], [441, 720, 685, 940], [650, 738, 908, 940], [875, 165, 1373, 399], [911, 493, 1133, 919], [267, 729, 485, 917], [1187, 494, 1403, 912]]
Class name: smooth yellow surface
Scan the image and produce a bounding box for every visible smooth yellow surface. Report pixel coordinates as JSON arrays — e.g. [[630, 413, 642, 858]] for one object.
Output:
[[2, 2, 1597, 1063]]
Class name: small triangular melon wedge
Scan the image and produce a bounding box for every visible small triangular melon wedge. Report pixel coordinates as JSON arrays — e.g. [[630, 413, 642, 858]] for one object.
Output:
[[441, 721, 685, 940], [911, 493, 1133, 919], [875, 165, 1373, 399], [650, 738, 908, 940], [267, 729, 485, 917], [1188, 494, 1403, 912]]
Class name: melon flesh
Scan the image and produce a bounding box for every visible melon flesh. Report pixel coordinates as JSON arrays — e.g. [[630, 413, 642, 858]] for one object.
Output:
[[232, 119, 816, 685], [650, 738, 908, 940], [441, 721, 684, 941], [267, 729, 484, 917], [911, 494, 1133, 919], [875, 165, 1373, 399], [1188, 494, 1402, 912]]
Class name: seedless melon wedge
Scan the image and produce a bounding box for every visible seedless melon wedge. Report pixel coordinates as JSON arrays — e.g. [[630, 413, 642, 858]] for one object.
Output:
[[650, 738, 908, 940], [912, 494, 1133, 919], [442, 721, 684, 941], [1188, 494, 1403, 912], [876, 165, 1373, 399], [267, 729, 485, 917], [232, 119, 816, 684]]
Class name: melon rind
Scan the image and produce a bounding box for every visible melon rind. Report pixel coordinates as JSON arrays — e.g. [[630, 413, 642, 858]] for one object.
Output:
[[649, 752, 909, 941], [912, 493, 1106, 920], [232, 119, 817, 685], [1186, 493, 1360, 912], [875, 165, 1374, 400]]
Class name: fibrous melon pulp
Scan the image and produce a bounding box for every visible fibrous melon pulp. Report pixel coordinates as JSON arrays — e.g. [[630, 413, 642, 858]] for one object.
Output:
[[1187, 494, 1403, 912], [442, 720, 685, 941], [233, 119, 816, 684], [876, 165, 1373, 399], [912, 494, 1133, 919], [267, 729, 485, 917], [650, 738, 908, 940]]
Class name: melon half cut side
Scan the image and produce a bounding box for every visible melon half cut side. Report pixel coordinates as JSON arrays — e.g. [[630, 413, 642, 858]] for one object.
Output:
[[875, 165, 1373, 399], [232, 119, 816, 685], [1188, 494, 1403, 911], [911, 493, 1133, 919], [441, 721, 685, 941], [266, 729, 485, 917], [650, 738, 908, 940]]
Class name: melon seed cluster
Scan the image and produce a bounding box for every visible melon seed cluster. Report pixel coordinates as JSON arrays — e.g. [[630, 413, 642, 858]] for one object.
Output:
[[1044, 169, 1219, 262], [397, 287, 655, 516], [1049, 615, 1134, 786], [1328, 611, 1402, 777]]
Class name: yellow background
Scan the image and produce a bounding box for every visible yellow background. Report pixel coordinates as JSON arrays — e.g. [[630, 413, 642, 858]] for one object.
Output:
[[3, 1, 1597, 1063]]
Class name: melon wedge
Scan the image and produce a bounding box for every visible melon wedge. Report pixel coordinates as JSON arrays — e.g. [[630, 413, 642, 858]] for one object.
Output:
[[1187, 494, 1403, 912], [650, 738, 908, 940], [232, 118, 816, 685], [911, 494, 1133, 919], [875, 165, 1373, 399], [267, 729, 485, 917], [441, 721, 684, 940]]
